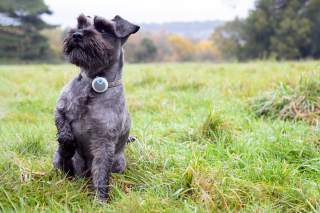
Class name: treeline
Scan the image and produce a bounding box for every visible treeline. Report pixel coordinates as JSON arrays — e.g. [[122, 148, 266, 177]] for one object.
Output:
[[124, 30, 220, 63], [212, 0, 320, 61], [1, 0, 320, 63], [0, 0, 220, 63], [34, 28, 221, 63], [0, 0, 221, 63]]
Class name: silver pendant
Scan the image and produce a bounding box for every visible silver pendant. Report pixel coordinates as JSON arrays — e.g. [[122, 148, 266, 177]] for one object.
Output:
[[92, 77, 108, 93]]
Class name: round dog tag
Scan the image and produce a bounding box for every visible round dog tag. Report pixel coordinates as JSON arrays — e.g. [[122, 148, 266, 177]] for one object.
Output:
[[92, 77, 108, 93]]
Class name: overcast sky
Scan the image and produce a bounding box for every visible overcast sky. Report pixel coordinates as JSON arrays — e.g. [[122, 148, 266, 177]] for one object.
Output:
[[43, 0, 256, 28]]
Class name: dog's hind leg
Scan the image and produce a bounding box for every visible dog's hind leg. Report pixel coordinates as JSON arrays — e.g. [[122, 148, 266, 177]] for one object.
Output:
[[113, 124, 130, 173], [111, 151, 126, 173]]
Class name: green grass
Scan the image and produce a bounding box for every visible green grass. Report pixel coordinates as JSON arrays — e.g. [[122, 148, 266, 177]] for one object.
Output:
[[1, 61, 320, 212]]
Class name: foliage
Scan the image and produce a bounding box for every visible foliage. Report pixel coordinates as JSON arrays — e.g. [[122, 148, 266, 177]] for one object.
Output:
[[124, 30, 220, 63], [250, 63, 320, 124], [168, 35, 195, 61], [211, 0, 320, 61], [270, 0, 312, 59], [0, 0, 54, 61], [124, 38, 157, 63], [195, 40, 220, 61], [1, 62, 320, 211]]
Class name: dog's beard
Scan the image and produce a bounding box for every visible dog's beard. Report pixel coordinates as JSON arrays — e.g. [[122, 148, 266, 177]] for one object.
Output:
[[62, 31, 115, 71]]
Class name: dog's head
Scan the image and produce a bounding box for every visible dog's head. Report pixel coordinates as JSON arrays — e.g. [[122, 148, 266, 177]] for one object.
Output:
[[63, 14, 139, 71]]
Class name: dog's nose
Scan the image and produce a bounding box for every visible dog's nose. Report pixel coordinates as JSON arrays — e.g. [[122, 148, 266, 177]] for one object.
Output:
[[72, 32, 83, 41]]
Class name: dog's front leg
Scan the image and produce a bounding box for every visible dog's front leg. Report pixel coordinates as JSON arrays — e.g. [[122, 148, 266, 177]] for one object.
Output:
[[54, 108, 77, 160], [91, 140, 115, 201]]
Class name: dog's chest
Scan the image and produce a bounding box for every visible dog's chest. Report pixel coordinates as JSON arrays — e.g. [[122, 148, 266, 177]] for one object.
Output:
[[71, 118, 92, 158], [68, 90, 117, 129]]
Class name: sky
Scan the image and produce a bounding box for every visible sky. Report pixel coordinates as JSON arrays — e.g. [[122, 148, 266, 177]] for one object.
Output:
[[42, 0, 256, 28]]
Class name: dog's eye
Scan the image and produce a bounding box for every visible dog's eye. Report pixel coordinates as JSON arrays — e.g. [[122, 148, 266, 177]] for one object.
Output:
[[101, 30, 105, 34]]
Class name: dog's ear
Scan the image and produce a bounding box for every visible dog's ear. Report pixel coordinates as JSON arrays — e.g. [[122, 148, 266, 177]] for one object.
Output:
[[112, 15, 140, 38], [77, 13, 91, 29]]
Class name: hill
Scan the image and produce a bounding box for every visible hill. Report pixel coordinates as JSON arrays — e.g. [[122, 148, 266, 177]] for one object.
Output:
[[139, 20, 225, 39]]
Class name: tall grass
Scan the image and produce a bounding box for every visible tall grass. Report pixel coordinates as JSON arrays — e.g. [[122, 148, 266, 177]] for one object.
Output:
[[250, 63, 320, 124]]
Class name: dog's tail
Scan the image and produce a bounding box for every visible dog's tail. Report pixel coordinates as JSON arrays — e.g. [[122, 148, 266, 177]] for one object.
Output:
[[127, 135, 137, 144]]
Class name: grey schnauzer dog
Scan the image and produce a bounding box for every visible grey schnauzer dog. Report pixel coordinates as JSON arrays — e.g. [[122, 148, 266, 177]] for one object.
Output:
[[52, 14, 139, 201]]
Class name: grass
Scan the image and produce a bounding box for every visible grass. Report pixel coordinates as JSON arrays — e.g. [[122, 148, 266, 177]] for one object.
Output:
[[0, 61, 320, 212], [249, 62, 320, 124]]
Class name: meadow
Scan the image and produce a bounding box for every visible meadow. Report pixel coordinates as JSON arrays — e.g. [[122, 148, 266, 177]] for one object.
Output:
[[0, 61, 320, 212]]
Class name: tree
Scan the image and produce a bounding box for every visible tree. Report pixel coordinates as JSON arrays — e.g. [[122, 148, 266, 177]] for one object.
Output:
[[242, 0, 277, 59], [139, 38, 157, 62], [270, 0, 312, 59], [124, 37, 157, 63], [0, 0, 54, 61], [195, 41, 220, 61], [210, 18, 244, 61], [304, 0, 320, 58], [211, 0, 320, 61], [152, 29, 174, 62], [41, 28, 67, 60], [168, 35, 195, 61]]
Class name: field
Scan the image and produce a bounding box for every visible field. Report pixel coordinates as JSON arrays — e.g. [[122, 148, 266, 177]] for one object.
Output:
[[1, 61, 320, 212]]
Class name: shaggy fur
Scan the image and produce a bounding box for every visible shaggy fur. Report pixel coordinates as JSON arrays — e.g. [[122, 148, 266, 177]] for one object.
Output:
[[53, 14, 139, 201]]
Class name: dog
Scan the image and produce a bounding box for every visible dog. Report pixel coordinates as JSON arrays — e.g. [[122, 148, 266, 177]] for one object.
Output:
[[52, 14, 140, 201]]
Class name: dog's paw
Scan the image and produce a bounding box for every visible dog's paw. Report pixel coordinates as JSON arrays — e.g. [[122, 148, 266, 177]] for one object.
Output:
[[127, 135, 138, 144], [58, 141, 77, 160]]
